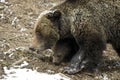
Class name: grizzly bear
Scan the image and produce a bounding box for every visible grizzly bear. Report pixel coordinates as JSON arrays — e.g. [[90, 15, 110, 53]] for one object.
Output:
[[30, 0, 120, 74], [52, 38, 79, 65]]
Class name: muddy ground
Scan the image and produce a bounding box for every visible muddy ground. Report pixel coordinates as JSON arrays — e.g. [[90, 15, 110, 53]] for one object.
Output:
[[0, 0, 120, 80]]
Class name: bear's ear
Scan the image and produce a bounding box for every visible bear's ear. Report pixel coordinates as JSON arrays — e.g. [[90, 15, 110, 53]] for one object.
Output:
[[47, 10, 61, 21]]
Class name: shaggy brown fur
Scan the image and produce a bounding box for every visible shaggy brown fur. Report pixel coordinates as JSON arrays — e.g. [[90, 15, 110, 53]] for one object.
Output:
[[30, 0, 120, 74]]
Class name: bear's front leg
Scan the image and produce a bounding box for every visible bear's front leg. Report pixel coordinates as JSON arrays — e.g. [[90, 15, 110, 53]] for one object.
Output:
[[64, 49, 86, 74], [64, 27, 106, 74]]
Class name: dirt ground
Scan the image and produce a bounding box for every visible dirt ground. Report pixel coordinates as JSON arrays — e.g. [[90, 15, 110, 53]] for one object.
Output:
[[0, 0, 120, 80]]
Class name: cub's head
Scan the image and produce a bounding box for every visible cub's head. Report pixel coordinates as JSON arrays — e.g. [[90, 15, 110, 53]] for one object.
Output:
[[29, 10, 62, 52]]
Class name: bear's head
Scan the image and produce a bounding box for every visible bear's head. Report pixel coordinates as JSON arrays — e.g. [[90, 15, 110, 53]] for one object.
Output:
[[30, 10, 62, 52]]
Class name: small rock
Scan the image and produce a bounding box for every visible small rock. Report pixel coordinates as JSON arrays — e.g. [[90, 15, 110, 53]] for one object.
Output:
[[0, 14, 4, 19], [42, 49, 54, 57], [46, 70, 55, 74], [58, 73, 71, 80], [11, 17, 19, 27], [20, 28, 27, 32], [4, 2, 11, 6], [0, 6, 4, 10], [28, 12, 34, 16], [17, 15, 23, 19], [39, 49, 54, 62]]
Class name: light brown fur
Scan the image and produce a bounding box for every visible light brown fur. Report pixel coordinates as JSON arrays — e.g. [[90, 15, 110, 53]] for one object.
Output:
[[30, 0, 120, 74]]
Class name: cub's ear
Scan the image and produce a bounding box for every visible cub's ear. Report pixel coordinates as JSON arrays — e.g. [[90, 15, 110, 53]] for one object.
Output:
[[47, 10, 61, 21]]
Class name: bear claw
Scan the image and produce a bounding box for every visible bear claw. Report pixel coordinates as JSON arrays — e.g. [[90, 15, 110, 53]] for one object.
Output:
[[63, 66, 83, 74]]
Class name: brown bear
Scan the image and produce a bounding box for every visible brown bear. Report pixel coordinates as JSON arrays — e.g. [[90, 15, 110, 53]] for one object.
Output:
[[52, 38, 79, 65], [30, 0, 120, 74]]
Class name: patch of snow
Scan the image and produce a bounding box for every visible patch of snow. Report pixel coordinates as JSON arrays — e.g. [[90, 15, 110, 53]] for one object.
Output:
[[103, 74, 109, 80], [115, 61, 120, 67], [2, 47, 71, 80], [99, 74, 110, 80], [0, 14, 4, 19], [0, 6, 4, 10], [2, 67, 70, 80], [46, 70, 55, 74], [0, 60, 3, 62], [44, 2, 57, 7], [20, 28, 27, 32], [24, 33, 29, 36], [15, 47, 27, 51], [13, 61, 29, 68], [11, 17, 19, 26], [4, 47, 27, 54], [4, 48, 15, 54], [8, 53, 14, 57], [20, 61, 29, 67], [0, 0, 5, 3]]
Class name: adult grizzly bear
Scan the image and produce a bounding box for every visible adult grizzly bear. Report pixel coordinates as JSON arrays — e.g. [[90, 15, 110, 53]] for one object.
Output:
[[30, 0, 120, 74]]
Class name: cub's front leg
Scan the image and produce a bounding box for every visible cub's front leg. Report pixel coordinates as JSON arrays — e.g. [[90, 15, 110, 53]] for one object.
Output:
[[52, 38, 78, 65]]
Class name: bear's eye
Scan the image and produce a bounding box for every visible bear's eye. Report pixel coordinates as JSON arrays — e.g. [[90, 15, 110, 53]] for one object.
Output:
[[47, 10, 61, 21], [47, 13, 53, 19]]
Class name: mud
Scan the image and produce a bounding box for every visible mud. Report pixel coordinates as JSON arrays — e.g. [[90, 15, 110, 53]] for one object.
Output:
[[0, 0, 120, 80]]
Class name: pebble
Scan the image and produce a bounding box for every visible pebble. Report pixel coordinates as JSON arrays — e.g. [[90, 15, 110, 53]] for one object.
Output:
[[0, 6, 4, 10]]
